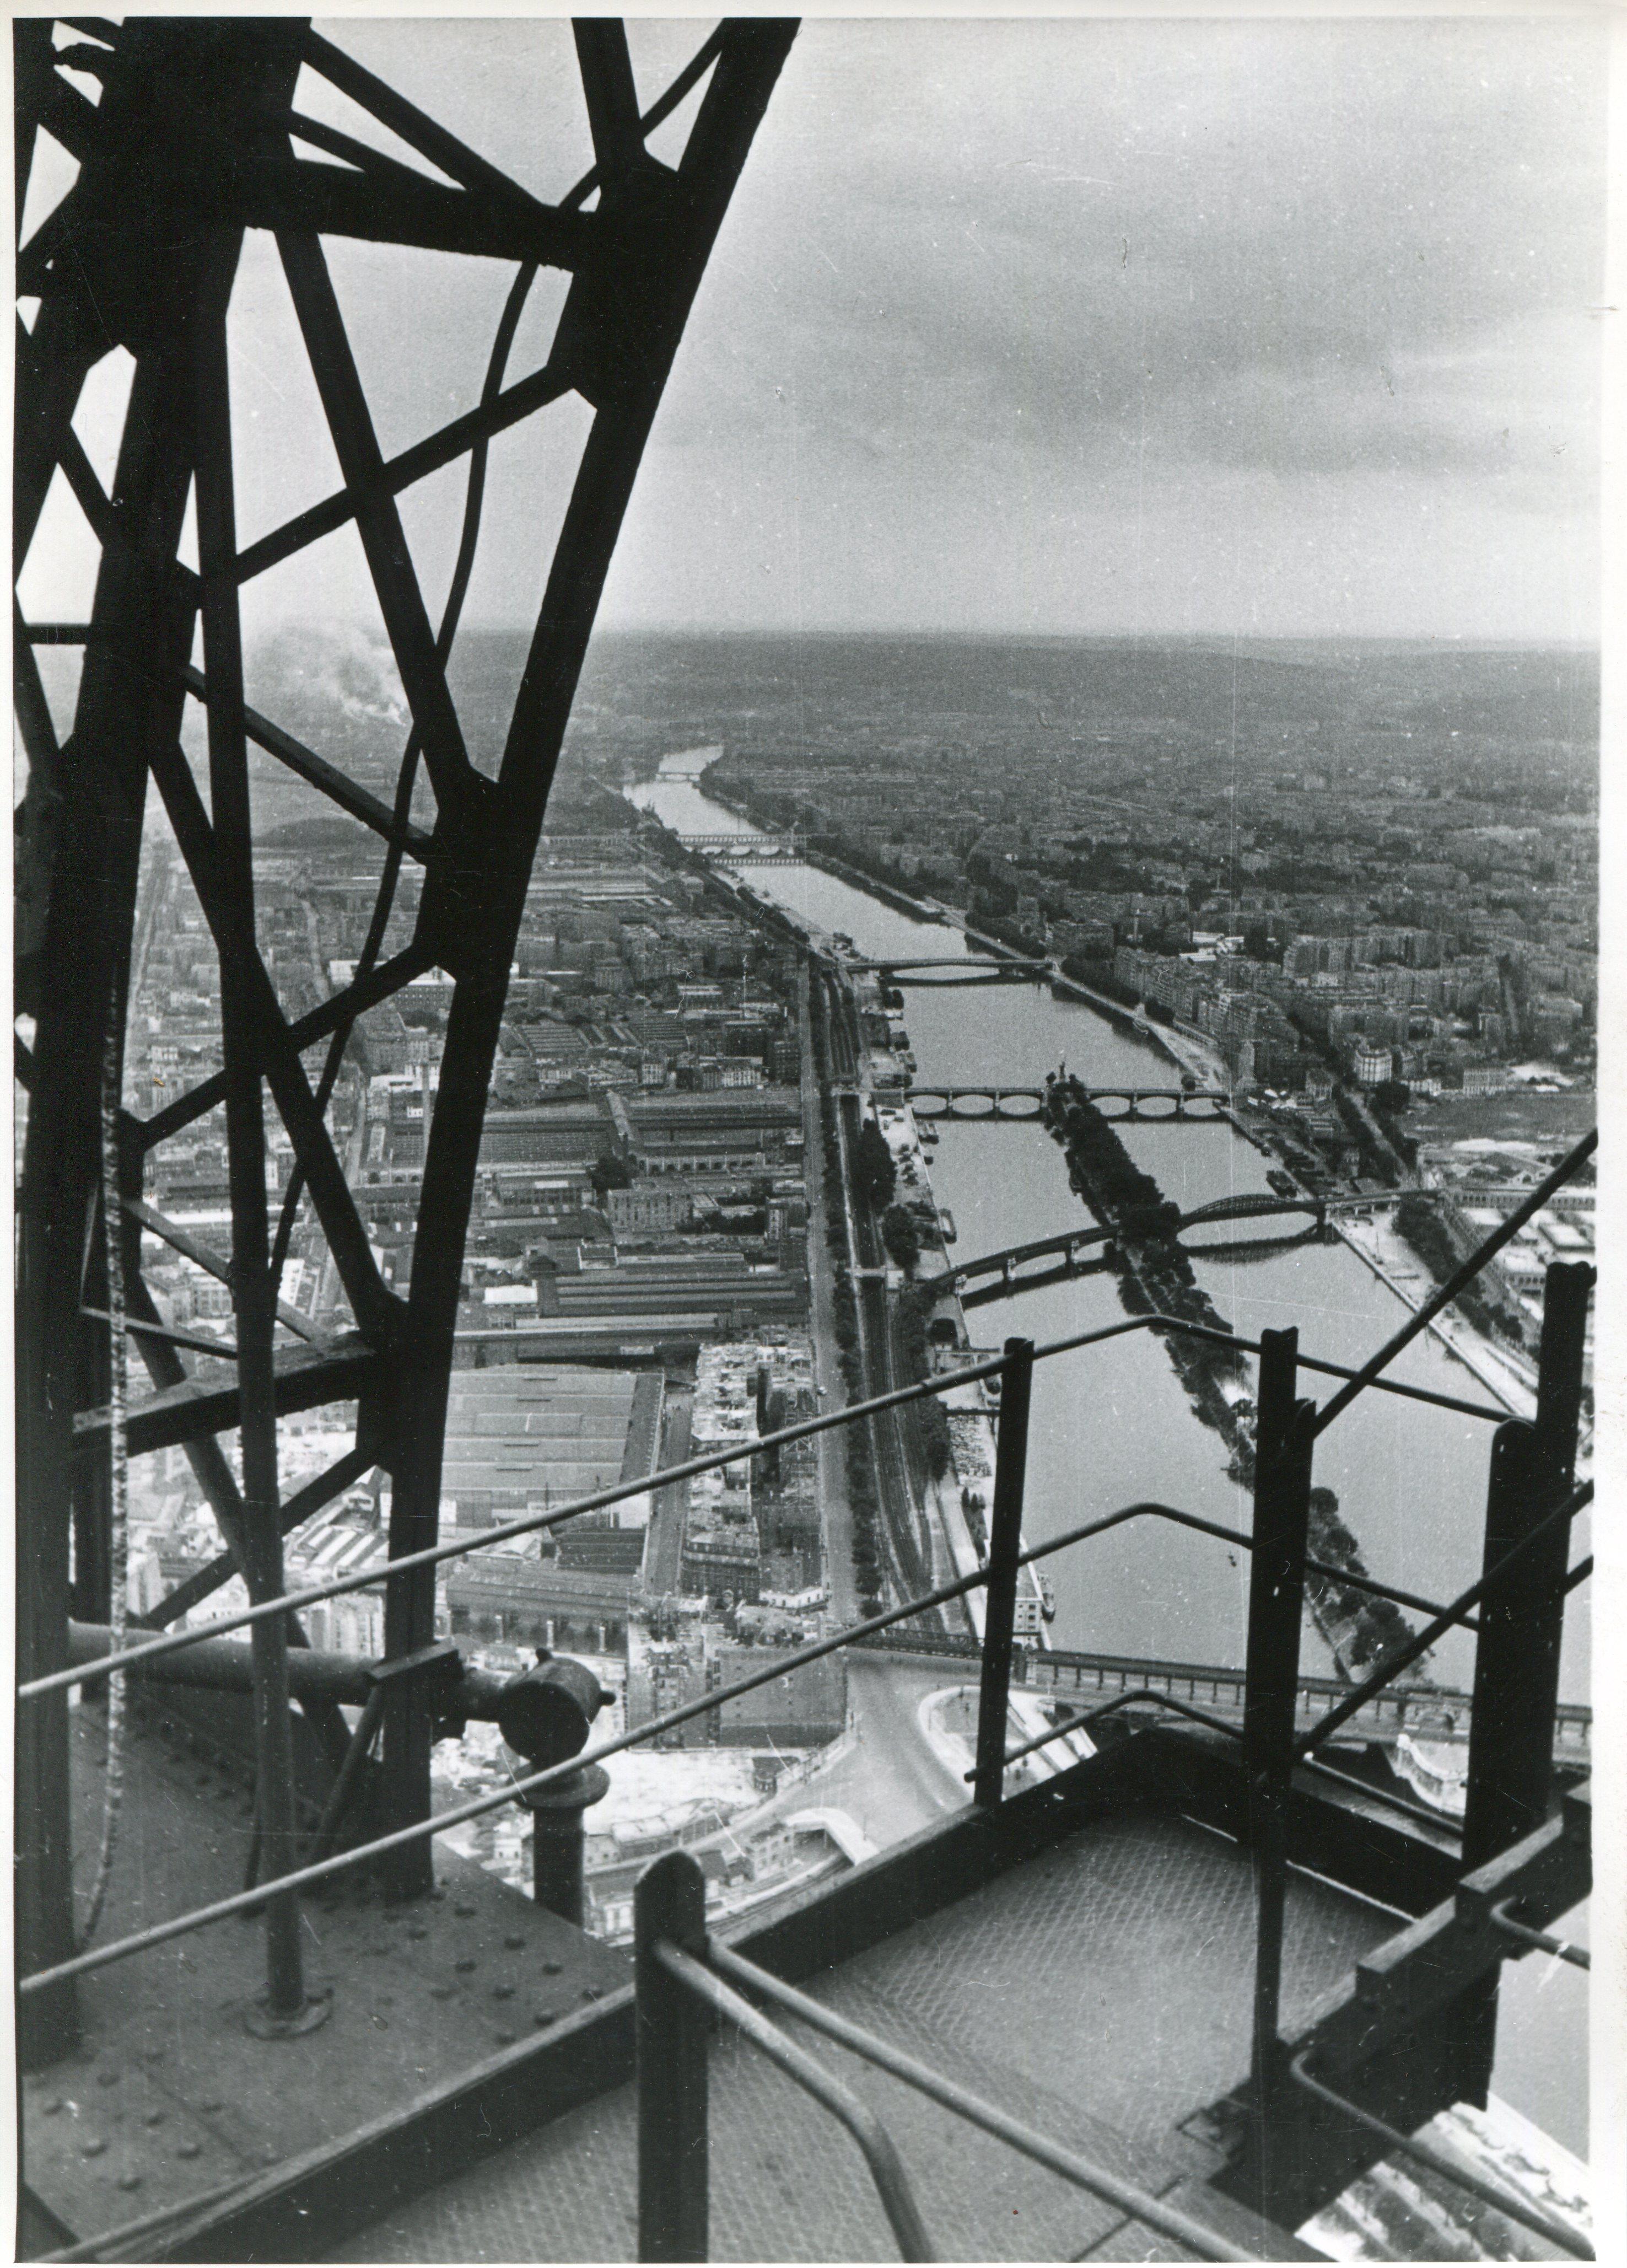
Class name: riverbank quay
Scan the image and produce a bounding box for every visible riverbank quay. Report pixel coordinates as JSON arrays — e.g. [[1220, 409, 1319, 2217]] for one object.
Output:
[[1333, 1213, 1537, 1421], [869, 1086, 1050, 1643], [629, 759, 1576, 1678]]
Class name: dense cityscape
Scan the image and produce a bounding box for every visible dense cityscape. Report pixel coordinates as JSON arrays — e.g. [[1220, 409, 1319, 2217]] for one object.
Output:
[[102, 626, 1594, 1974], [14, 14, 1604, 2260]]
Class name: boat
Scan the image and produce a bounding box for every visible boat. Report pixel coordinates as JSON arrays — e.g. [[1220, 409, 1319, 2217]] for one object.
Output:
[[939, 1209, 957, 1243], [1038, 1574, 1057, 1625], [1391, 1732, 1467, 1821], [919, 1122, 939, 1144]]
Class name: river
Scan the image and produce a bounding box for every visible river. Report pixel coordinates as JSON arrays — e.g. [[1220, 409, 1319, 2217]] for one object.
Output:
[[629, 756, 1587, 2149]]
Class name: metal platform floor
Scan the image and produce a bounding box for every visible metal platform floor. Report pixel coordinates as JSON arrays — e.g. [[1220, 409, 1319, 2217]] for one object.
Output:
[[336, 1810, 1392, 2262], [20, 1703, 628, 2254]]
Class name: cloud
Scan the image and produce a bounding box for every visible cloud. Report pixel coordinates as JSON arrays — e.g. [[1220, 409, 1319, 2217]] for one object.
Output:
[[223, 17, 1609, 639]]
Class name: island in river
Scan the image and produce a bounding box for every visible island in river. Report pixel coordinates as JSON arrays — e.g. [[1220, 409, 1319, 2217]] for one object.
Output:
[[1041, 1072, 1426, 1684]]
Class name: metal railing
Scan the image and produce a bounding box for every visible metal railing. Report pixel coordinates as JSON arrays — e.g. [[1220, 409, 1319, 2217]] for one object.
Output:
[[1287, 2053, 1591, 2259], [634, 1851, 1256, 2264], [15, 1133, 1595, 2258]]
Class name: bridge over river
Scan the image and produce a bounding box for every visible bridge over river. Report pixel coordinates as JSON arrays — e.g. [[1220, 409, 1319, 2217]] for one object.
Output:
[[675, 830, 804, 862], [920, 1189, 1413, 1299], [859, 1634, 1592, 1771], [907, 1083, 1231, 1121], [852, 955, 1050, 983]]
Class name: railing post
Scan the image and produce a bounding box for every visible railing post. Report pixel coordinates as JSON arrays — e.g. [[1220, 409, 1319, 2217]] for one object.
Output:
[[1462, 1261, 1591, 1875], [637, 1851, 710, 2264], [1242, 1328, 1314, 2135], [973, 1336, 1035, 1807], [527, 1762, 612, 1926]]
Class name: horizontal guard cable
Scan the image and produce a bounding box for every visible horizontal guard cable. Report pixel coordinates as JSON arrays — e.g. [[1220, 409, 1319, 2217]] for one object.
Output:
[[30, 1296, 1533, 1704], [23, 1316, 1152, 1701], [704, 1939, 1257, 2262], [973, 1685, 1248, 1775], [1308, 1129, 1594, 1438], [1296, 1478, 1592, 1758], [17, 1495, 1195, 1995], [655, 1942, 937, 2264], [1489, 1899, 1590, 1970], [1288, 2052, 1592, 2260], [1147, 1315, 1507, 1425]]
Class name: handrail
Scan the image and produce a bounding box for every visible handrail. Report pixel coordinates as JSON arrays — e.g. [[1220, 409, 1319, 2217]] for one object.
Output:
[[704, 1938, 1258, 2262], [24, 1316, 1142, 1702], [1148, 1316, 1508, 1426], [1288, 2051, 1592, 2259], [1296, 1481, 1592, 1759], [968, 1684, 1247, 1777], [19, 1271, 1593, 2013], [1490, 1898, 1590, 1970], [31, 1297, 1507, 1706], [654, 1941, 936, 2262], [14, 1496, 1194, 1993], [1307, 1131, 1594, 1438], [19, 1475, 1595, 1993]]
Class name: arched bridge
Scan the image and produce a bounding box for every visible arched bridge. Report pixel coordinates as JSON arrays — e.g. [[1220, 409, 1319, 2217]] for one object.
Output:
[[907, 1084, 1231, 1122], [920, 1189, 1415, 1297], [677, 831, 804, 863], [853, 956, 1048, 981]]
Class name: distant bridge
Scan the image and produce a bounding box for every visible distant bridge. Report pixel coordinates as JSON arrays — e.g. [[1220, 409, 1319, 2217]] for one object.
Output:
[[853, 955, 1049, 981], [920, 1190, 1411, 1298], [677, 831, 803, 863], [907, 1084, 1231, 1122]]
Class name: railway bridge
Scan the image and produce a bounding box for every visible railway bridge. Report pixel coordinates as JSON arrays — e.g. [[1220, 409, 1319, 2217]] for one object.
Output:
[[920, 1190, 1415, 1298], [676, 830, 804, 862]]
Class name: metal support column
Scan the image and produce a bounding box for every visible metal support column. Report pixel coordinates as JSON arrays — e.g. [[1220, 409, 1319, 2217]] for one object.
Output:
[[637, 1851, 710, 2264], [973, 1337, 1035, 1807], [1463, 1260, 1591, 1873], [17, 196, 206, 2075], [192, 229, 307, 2021], [1242, 1329, 1314, 2130], [1454, 1263, 1592, 2102]]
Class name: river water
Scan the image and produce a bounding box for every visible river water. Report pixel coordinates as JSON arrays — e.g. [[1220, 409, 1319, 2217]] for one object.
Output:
[[630, 758, 1587, 2149]]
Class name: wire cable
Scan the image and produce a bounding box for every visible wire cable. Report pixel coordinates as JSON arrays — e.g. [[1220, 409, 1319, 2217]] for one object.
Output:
[[76, 979, 129, 1947]]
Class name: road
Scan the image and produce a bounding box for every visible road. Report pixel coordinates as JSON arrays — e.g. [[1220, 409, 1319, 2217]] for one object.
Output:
[[800, 970, 860, 1622], [644, 1396, 692, 1594], [806, 1658, 970, 1845]]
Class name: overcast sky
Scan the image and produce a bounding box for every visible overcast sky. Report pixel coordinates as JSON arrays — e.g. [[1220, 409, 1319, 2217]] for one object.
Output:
[[25, 13, 1610, 643]]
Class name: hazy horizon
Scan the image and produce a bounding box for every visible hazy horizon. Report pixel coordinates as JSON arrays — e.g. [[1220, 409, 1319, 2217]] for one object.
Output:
[[21, 18, 1607, 648]]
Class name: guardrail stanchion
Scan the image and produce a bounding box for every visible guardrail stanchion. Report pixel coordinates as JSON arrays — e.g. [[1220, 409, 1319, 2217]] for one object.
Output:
[[1457, 1262, 1592, 2102], [973, 1337, 1035, 1807], [637, 1851, 709, 2263], [1242, 1327, 1314, 2198], [1464, 1260, 1591, 1874]]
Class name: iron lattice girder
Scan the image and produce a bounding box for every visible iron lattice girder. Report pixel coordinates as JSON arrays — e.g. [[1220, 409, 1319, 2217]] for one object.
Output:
[[71, 1333, 382, 1458], [15, 8, 798, 2020]]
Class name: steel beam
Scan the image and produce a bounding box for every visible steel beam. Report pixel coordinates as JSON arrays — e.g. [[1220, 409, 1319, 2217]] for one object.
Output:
[[972, 1337, 1034, 1805], [17, 13, 798, 2020], [1241, 1330, 1314, 2145], [636, 1853, 710, 2263], [16, 149, 212, 2063], [193, 206, 309, 2017]]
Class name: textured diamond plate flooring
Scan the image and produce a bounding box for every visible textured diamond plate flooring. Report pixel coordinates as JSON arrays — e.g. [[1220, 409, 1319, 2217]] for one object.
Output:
[[338, 1812, 1392, 2262], [23, 1703, 627, 2253]]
